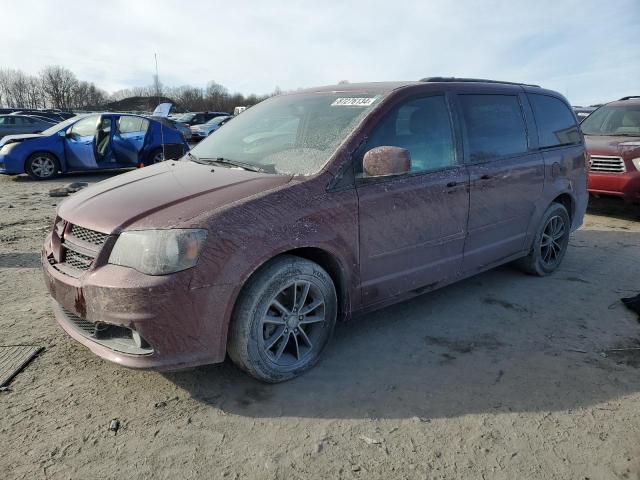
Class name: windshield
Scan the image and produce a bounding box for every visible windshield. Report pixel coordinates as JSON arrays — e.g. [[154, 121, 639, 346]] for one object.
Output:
[[41, 115, 83, 136], [175, 113, 196, 123], [205, 116, 230, 125], [190, 92, 381, 175], [581, 104, 640, 136]]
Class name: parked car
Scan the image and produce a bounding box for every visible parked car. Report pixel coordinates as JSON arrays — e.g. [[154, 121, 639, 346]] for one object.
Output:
[[42, 78, 587, 382], [12, 109, 75, 122], [190, 115, 231, 139], [153, 116, 192, 141], [0, 113, 188, 180], [174, 111, 230, 127], [0, 114, 57, 139], [573, 106, 596, 123], [582, 96, 640, 202]]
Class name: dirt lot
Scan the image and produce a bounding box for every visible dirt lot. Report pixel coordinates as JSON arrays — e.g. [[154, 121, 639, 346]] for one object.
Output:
[[1, 171, 639, 480]]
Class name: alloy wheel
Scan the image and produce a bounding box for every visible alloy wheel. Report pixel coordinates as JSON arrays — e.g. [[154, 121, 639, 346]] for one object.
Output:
[[259, 281, 326, 367], [540, 215, 566, 268], [31, 156, 55, 178]]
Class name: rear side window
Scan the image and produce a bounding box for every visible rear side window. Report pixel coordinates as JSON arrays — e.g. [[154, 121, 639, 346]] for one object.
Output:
[[529, 94, 581, 148], [459, 94, 528, 162], [117, 116, 150, 134]]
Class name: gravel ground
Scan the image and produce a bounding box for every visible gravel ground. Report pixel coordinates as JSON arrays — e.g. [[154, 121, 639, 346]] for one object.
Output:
[[1, 171, 639, 480]]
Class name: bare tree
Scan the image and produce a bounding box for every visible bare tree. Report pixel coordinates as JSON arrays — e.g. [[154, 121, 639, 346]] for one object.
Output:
[[40, 65, 78, 109]]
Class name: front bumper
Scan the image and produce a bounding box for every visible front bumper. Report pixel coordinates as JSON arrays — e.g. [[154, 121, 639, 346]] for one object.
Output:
[[0, 152, 23, 175], [588, 171, 640, 202], [42, 233, 234, 371]]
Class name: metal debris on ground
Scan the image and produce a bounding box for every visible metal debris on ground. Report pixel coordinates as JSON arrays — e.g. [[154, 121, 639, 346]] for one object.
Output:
[[108, 419, 120, 434], [0, 345, 43, 388]]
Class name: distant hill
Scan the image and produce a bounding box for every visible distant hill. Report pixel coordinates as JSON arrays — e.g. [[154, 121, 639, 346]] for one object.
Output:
[[95, 96, 186, 114]]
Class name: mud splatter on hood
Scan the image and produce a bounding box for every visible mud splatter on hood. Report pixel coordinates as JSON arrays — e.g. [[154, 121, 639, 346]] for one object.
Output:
[[57, 161, 292, 233]]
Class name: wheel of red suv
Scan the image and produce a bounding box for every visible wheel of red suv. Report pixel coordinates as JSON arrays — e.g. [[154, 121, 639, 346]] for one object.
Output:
[[25, 152, 59, 180], [228, 255, 337, 383], [516, 202, 571, 276]]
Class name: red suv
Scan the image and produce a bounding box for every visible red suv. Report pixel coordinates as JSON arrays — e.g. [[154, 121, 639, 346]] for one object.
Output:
[[42, 79, 587, 382], [582, 96, 640, 202]]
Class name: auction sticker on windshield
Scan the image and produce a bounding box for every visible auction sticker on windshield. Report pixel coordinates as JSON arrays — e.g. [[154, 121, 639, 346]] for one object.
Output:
[[331, 97, 377, 107]]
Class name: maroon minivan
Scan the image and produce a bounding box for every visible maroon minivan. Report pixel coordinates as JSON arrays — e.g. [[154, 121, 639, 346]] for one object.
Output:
[[42, 78, 588, 382]]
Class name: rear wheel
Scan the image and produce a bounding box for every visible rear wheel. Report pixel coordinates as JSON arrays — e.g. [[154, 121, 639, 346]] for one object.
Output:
[[147, 148, 164, 165], [516, 202, 571, 276], [25, 152, 59, 180], [227, 255, 337, 383]]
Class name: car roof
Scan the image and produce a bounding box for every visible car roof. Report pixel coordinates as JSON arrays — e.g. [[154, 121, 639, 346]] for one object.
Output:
[[607, 96, 640, 107], [292, 79, 560, 97]]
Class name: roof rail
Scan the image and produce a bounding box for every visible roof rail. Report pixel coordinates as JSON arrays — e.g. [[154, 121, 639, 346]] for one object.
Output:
[[618, 96, 640, 101], [420, 76, 540, 88]]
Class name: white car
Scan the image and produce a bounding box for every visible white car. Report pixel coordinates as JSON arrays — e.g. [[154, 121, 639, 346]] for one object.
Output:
[[189, 116, 232, 140]]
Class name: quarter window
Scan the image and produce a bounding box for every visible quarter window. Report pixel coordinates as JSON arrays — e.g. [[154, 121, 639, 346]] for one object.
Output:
[[361, 95, 456, 174], [528, 94, 581, 148], [459, 94, 528, 162]]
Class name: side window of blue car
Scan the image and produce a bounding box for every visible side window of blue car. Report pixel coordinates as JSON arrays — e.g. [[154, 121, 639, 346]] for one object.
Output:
[[117, 116, 150, 137], [70, 116, 99, 138]]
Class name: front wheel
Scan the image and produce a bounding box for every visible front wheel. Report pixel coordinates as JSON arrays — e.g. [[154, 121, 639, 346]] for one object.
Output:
[[227, 255, 337, 383], [25, 152, 59, 180], [516, 202, 571, 276]]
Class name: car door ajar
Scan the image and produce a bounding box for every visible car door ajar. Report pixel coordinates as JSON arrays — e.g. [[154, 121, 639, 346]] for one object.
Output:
[[64, 115, 100, 170], [112, 116, 150, 165], [355, 94, 470, 306], [455, 92, 545, 273]]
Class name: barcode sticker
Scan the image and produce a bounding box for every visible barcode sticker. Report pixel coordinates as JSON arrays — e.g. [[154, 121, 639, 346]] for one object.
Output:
[[331, 97, 377, 107]]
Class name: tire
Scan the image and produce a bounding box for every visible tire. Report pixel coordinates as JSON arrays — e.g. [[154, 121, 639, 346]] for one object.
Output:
[[516, 202, 571, 276], [25, 152, 59, 180], [227, 255, 337, 383], [148, 148, 164, 165]]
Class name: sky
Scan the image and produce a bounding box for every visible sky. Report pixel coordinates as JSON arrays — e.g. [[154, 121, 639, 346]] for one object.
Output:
[[3, 0, 639, 106]]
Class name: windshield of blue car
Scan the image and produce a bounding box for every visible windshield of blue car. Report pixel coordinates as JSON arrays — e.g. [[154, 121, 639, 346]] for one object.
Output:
[[581, 104, 640, 136], [41, 116, 83, 136], [189, 92, 382, 175]]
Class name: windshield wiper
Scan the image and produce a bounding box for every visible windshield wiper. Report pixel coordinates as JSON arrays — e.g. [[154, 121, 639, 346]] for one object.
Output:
[[186, 151, 203, 163], [202, 157, 266, 173]]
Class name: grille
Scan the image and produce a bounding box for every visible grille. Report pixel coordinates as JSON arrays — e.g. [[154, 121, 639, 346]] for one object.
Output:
[[62, 307, 97, 335], [590, 156, 626, 173], [49, 223, 109, 277], [58, 305, 153, 355], [70, 225, 108, 246], [64, 250, 93, 270]]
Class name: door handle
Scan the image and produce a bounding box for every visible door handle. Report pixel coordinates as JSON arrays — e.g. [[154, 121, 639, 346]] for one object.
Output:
[[480, 174, 491, 180], [446, 181, 458, 188]]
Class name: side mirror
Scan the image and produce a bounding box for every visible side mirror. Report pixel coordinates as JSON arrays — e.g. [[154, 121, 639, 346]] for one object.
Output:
[[362, 146, 411, 177]]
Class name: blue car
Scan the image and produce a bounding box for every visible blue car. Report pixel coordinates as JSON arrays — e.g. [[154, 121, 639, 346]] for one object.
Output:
[[0, 113, 189, 180]]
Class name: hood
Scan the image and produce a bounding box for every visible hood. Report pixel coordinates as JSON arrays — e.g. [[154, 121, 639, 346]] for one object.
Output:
[[585, 135, 640, 157], [57, 161, 292, 233], [0, 133, 43, 146]]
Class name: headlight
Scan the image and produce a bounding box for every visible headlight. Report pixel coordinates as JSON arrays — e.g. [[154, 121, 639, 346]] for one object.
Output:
[[632, 158, 640, 172], [108, 229, 207, 275], [0, 142, 20, 155]]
